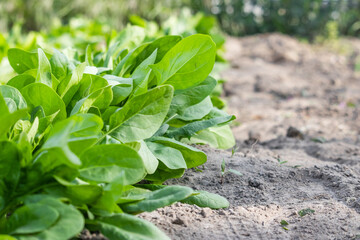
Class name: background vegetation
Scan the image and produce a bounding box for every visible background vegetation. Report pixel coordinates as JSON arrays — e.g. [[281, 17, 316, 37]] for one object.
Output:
[[1, 0, 360, 41]]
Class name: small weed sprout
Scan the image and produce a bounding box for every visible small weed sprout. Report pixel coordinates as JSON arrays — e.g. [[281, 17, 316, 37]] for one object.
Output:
[[220, 158, 242, 184]]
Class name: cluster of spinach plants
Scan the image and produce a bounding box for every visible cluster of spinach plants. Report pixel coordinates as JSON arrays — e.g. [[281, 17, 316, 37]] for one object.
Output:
[[0, 31, 234, 239]]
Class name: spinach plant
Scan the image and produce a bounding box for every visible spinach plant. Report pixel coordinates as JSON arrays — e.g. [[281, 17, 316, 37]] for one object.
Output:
[[0, 32, 234, 239]]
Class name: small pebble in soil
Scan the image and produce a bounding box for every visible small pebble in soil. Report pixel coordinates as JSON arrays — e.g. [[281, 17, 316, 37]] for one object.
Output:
[[248, 178, 263, 189], [172, 216, 187, 226], [286, 126, 304, 139], [201, 208, 213, 218]]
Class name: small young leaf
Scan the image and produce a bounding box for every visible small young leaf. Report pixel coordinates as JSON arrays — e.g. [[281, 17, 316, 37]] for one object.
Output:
[[298, 208, 315, 217]]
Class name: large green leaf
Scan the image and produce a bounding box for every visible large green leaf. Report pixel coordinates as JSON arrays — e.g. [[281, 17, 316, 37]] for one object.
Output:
[[146, 142, 187, 169], [6, 74, 35, 91], [46, 177, 103, 205], [95, 214, 170, 240], [182, 125, 235, 149], [80, 144, 145, 185], [137, 35, 182, 64], [181, 191, 229, 209], [176, 96, 213, 121], [21, 195, 84, 240], [149, 137, 207, 168], [1, 204, 59, 234], [121, 186, 193, 213], [7, 48, 38, 74], [40, 113, 103, 167], [150, 34, 216, 90], [168, 76, 217, 117], [109, 85, 173, 143], [21, 83, 66, 122]]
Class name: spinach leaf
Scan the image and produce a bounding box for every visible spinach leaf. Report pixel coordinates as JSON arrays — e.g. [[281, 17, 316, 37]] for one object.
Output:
[[150, 34, 216, 89]]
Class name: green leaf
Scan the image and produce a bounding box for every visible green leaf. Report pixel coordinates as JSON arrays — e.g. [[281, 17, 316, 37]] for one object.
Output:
[[136, 35, 182, 64], [280, 220, 289, 226], [90, 190, 123, 216], [103, 75, 132, 105], [70, 74, 113, 112], [36, 48, 55, 89], [0, 85, 27, 112], [181, 191, 229, 209], [0, 141, 21, 192], [95, 214, 170, 240], [0, 235, 17, 240], [298, 208, 315, 217], [85, 45, 94, 66], [176, 96, 213, 121], [150, 34, 216, 90], [149, 137, 207, 168], [137, 140, 158, 174], [66, 114, 103, 154], [145, 165, 185, 183], [228, 169, 242, 176], [6, 74, 35, 91], [46, 178, 103, 205], [167, 114, 235, 139], [146, 142, 187, 169], [8, 48, 38, 74], [121, 186, 193, 213], [39, 113, 103, 168], [50, 49, 70, 80], [1, 204, 59, 234], [21, 83, 66, 122], [131, 49, 157, 89], [22, 195, 84, 240], [169, 76, 217, 117], [183, 125, 235, 149], [57, 63, 86, 106], [109, 85, 173, 143], [116, 187, 150, 204], [112, 43, 149, 77], [0, 109, 28, 139], [80, 144, 145, 185], [70, 86, 111, 115]]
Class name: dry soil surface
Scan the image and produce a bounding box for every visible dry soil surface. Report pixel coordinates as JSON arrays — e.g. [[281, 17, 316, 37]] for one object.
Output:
[[139, 34, 360, 240]]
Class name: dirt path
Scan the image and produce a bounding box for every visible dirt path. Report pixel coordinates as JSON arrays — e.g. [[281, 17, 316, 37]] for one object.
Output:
[[140, 34, 360, 239]]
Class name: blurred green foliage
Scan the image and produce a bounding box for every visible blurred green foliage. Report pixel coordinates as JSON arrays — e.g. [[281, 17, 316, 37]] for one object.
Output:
[[1, 0, 360, 41], [190, 0, 360, 40]]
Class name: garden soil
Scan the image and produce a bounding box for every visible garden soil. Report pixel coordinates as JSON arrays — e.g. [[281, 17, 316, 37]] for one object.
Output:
[[84, 34, 360, 239], [140, 34, 360, 240]]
